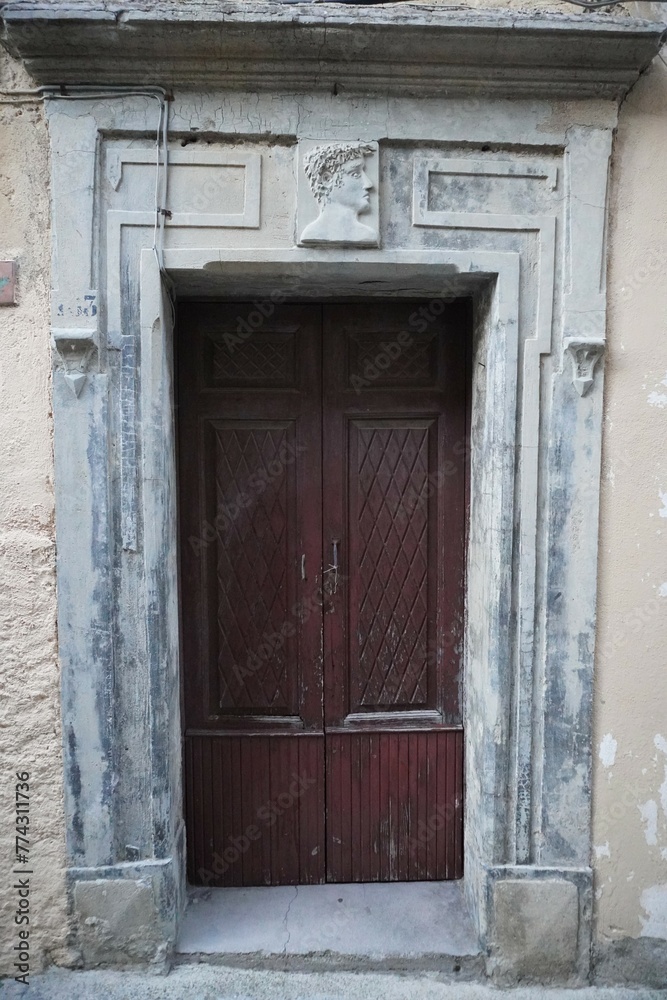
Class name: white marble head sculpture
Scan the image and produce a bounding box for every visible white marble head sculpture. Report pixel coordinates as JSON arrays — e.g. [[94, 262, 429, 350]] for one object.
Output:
[[300, 142, 377, 245]]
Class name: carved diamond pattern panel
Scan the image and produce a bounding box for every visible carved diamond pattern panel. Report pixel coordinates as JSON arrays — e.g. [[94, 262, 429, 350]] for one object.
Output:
[[349, 332, 437, 388], [354, 424, 430, 708], [210, 332, 296, 387], [213, 424, 294, 714]]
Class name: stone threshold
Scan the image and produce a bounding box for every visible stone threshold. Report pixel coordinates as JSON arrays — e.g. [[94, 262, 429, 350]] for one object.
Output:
[[176, 880, 481, 972]]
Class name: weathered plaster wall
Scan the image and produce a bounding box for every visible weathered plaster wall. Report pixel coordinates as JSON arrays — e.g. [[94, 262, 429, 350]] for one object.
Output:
[[1, 2, 667, 982], [0, 52, 68, 976], [593, 44, 667, 975]]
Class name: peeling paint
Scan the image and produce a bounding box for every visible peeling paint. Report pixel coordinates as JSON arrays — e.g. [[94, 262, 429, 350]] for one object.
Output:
[[595, 842, 611, 859], [647, 392, 667, 408], [599, 733, 618, 769], [655, 736, 667, 819], [659, 583, 667, 598], [638, 800, 659, 846], [659, 492, 667, 519], [640, 884, 667, 939]]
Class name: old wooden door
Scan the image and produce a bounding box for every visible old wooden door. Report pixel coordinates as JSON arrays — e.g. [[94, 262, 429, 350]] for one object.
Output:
[[179, 300, 468, 887]]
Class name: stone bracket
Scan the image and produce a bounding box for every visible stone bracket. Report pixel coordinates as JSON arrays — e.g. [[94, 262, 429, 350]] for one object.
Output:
[[564, 337, 605, 396], [51, 328, 99, 397]]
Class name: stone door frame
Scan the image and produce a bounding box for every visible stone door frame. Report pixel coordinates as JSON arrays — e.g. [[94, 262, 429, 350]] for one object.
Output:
[[45, 90, 614, 980]]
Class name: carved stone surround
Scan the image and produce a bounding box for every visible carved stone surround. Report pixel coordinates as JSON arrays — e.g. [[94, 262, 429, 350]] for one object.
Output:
[[24, 4, 662, 973]]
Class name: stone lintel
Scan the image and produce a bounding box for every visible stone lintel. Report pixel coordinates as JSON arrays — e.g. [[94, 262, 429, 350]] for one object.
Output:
[[1, 2, 665, 99]]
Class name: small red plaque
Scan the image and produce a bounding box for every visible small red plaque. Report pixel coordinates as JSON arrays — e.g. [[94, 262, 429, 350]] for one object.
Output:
[[0, 261, 17, 305]]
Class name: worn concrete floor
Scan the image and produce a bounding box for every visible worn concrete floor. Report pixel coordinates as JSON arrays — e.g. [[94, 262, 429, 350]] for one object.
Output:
[[178, 882, 480, 957], [1, 968, 665, 999]]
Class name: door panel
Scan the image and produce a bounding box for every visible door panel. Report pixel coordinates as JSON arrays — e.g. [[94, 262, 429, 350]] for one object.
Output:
[[209, 419, 299, 716], [326, 730, 463, 882], [179, 300, 468, 888], [322, 302, 468, 881], [185, 735, 325, 887], [349, 418, 435, 711], [179, 303, 325, 886]]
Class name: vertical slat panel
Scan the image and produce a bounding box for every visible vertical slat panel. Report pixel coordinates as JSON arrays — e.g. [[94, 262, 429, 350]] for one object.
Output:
[[202, 735, 213, 880], [417, 732, 429, 880], [369, 733, 380, 882], [437, 732, 448, 879], [297, 739, 307, 883], [187, 735, 324, 886], [442, 732, 451, 878], [285, 735, 300, 883], [326, 730, 463, 882], [379, 730, 389, 882], [300, 737, 326, 885], [456, 729, 464, 878], [242, 738, 258, 886], [318, 739, 326, 883], [342, 735, 353, 883], [259, 736, 272, 885], [398, 732, 409, 882], [184, 740, 195, 883], [359, 734, 370, 883], [272, 736, 287, 884], [327, 734, 338, 882], [351, 734, 361, 883], [230, 737, 243, 886], [388, 734, 399, 881]]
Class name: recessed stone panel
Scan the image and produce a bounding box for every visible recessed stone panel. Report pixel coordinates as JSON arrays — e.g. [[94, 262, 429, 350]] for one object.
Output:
[[492, 879, 579, 982]]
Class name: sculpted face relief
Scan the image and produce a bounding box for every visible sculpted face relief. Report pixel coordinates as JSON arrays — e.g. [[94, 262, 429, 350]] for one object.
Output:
[[299, 142, 378, 246]]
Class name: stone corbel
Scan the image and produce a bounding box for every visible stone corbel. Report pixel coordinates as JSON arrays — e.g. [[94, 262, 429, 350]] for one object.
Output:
[[51, 328, 99, 397], [564, 337, 605, 397]]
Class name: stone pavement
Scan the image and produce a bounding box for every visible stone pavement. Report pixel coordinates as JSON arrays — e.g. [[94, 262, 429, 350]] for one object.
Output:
[[1, 967, 665, 1000]]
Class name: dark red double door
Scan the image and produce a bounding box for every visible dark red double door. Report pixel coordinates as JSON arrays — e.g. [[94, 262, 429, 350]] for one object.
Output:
[[178, 301, 468, 886]]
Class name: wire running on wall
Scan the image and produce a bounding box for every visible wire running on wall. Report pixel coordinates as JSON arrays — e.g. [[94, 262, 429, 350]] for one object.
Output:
[[0, 84, 175, 311]]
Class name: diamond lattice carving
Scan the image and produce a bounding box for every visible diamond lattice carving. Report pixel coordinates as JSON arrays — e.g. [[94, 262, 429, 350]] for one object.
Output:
[[351, 333, 436, 386], [214, 425, 293, 712], [211, 333, 296, 386], [355, 424, 430, 708]]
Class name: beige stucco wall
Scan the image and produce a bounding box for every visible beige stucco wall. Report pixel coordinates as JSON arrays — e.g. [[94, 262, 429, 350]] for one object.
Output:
[[0, 12, 666, 977], [0, 53, 68, 976], [593, 46, 667, 947]]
